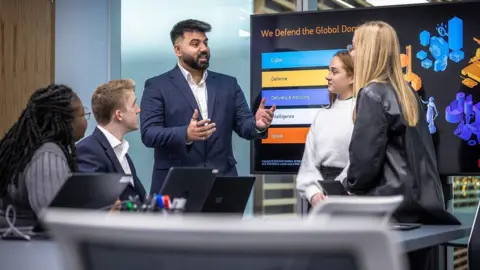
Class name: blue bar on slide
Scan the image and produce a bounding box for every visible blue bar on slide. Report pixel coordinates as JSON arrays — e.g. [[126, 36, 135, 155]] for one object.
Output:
[[261, 49, 343, 69], [262, 89, 330, 107]]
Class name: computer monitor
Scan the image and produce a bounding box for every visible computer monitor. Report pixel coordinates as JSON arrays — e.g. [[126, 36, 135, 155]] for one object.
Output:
[[159, 167, 218, 212], [202, 176, 255, 214], [43, 209, 406, 270]]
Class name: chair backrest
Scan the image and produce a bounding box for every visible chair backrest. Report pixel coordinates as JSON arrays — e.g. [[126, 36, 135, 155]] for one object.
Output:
[[307, 195, 404, 224], [43, 208, 407, 270]]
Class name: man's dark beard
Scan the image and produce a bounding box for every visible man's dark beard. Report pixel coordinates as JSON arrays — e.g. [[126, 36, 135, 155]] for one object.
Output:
[[183, 52, 210, 70]]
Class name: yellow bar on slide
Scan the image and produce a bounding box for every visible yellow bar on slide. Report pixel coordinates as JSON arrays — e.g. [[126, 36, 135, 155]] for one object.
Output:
[[262, 69, 329, 88]]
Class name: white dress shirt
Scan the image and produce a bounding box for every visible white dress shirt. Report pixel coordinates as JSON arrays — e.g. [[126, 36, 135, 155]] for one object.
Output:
[[178, 63, 209, 120], [178, 63, 262, 139], [97, 125, 134, 186]]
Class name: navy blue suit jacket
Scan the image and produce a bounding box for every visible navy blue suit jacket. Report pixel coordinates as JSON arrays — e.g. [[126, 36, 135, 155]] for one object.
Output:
[[140, 66, 265, 193], [76, 128, 147, 202]]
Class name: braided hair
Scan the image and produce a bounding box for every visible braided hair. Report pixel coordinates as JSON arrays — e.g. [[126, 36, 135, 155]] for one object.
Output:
[[0, 84, 80, 196]]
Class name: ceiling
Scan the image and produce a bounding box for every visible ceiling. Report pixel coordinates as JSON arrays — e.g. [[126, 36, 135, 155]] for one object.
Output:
[[262, 0, 458, 13]]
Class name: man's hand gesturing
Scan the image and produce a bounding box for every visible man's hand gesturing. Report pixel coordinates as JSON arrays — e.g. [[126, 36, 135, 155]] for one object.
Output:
[[187, 109, 216, 141]]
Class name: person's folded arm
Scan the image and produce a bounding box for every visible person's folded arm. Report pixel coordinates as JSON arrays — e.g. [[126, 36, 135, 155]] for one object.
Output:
[[296, 126, 324, 203], [140, 79, 188, 150], [25, 148, 71, 217], [345, 90, 388, 194]]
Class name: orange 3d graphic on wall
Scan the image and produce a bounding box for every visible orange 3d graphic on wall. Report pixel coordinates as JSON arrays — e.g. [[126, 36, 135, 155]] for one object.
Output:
[[461, 37, 480, 88], [401, 45, 422, 91]]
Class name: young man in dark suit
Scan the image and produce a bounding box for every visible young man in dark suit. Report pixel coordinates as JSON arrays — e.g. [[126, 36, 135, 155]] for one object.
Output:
[[77, 79, 146, 202], [140, 19, 276, 193]]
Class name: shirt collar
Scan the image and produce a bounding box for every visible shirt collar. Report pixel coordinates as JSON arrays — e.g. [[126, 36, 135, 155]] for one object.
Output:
[[97, 125, 128, 151], [177, 62, 208, 84]]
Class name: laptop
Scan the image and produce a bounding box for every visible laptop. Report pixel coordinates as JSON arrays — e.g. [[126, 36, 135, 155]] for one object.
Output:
[[159, 167, 218, 212], [49, 173, 130, 210], [30, 173, 131, 234], [201, 176, 255, 214]]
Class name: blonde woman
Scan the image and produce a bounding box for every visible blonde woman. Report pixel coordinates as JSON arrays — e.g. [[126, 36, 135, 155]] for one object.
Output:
[[346, 21, 457, 225], [346, 21, 461, 270]]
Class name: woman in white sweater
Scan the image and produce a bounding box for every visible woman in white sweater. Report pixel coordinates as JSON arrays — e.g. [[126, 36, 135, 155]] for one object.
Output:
[[296, 50, 354, 208]]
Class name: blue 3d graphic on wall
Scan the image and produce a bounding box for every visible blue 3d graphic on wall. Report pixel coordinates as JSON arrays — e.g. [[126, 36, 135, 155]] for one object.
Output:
[[417, 17, 464, 72], [445, 92, 480, 146]]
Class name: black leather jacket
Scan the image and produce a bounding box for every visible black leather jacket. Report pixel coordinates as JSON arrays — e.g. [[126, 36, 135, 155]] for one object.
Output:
[[345, 82, 459, 225]]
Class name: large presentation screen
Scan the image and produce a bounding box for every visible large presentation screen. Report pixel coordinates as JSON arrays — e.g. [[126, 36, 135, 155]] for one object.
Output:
[[250, 1, 480, 176]]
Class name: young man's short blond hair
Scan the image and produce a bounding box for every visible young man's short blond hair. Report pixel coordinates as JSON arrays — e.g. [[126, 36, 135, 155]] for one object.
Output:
[[92, 79, 135, 125]]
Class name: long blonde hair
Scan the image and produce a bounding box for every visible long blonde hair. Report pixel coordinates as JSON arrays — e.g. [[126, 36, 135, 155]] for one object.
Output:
[[352, 21, 418, 127]]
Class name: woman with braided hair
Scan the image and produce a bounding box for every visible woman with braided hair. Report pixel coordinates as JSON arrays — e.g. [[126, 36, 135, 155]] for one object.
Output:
[[0, 84, 88, 227]]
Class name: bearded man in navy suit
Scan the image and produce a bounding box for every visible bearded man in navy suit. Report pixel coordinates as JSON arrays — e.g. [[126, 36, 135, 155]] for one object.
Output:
[[140, 19, 276, 193]]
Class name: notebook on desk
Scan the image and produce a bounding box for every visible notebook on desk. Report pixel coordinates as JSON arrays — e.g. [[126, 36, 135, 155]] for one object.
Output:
[[391, 223, 422, 231], [320, 180, 349, 196]]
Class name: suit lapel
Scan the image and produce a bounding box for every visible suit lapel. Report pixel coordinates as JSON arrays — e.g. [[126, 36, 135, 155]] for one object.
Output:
[[206, 73, 217, 119], [126, 154, 146, 200], [168, 66, 202, 120], [93, 128, 125, 174]]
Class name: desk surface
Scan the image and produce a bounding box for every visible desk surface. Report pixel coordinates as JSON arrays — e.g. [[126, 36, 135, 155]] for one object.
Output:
[[0, 240, 61, 270], [397, 224, 471, 252], [0, 224, 471, 270]]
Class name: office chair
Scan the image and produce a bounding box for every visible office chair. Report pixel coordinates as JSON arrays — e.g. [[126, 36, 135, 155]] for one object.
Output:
[[43, 208, 407, 270], [308, 195, 404, 224]]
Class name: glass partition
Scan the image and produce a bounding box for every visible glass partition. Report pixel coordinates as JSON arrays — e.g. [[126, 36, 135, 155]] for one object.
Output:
[[121, 0, 252, 187]]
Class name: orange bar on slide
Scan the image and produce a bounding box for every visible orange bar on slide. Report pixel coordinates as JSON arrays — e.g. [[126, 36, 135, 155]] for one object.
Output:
[[262, 127, 310, 144]]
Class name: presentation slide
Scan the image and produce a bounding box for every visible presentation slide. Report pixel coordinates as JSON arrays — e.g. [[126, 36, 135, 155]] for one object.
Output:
[[250, 1, 480, 175]]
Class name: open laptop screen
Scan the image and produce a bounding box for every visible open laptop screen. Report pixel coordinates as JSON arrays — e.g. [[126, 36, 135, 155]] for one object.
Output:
[[80, 242, 359, 270]]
